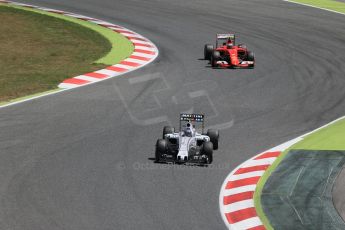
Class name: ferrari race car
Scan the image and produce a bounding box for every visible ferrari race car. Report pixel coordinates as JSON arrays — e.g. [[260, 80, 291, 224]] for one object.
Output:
[[155, 113, 219, 165], [204, 33, 255, 68]]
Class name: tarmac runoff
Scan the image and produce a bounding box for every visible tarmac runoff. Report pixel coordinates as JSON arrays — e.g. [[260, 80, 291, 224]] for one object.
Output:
[[256, 117, 345, 229], [261, 150, 345, 230]]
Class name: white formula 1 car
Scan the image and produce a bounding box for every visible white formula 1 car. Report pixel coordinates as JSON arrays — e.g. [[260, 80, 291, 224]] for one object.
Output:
[[155, 113, 219, 165]]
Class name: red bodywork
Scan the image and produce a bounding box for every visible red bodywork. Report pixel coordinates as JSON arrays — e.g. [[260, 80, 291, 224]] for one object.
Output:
[[213, 43, 254, 68]]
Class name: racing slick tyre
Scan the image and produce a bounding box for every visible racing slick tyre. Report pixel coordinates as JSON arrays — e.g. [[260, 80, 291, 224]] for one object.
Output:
[[246, 51, 255, 68], [202, 141, 213, 164], [204, 44, 214, 60], [155, 139, 167, 162], [163, 126, 174, 139], [211, 51, 220, 68], [247, 51, 255, 61], [207, 129, 219, 150]]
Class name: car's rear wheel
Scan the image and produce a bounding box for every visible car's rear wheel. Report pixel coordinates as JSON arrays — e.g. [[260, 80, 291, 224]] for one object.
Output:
[[207, 129, 219, 150], [204, 44, 214, 60], [202, 141, 213, 164], [211, 51, 220, 68], [163, 126, 174, 139], [155, 139, 167, 162]]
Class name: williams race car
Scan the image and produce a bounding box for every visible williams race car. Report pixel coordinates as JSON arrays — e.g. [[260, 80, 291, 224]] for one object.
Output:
[[204, 33, 255, 68], [155, 113, 219, 165]]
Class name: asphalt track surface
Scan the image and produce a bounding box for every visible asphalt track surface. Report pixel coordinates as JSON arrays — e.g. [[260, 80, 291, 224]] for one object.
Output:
[[1, 0, 345, 229]]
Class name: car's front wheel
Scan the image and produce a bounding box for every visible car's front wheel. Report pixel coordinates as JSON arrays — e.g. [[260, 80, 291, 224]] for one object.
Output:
[[207, 129, 219, 150], [155, 139, 167, 162], [202, 141, 213, 164], [211, 51, 220, 68], [247, 51, 255, 61], [246, 51, 255, 68], [204, 44, 214, 60]]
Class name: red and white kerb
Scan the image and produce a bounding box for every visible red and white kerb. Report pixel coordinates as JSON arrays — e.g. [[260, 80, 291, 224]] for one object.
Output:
[[219, 151, 281, 230]]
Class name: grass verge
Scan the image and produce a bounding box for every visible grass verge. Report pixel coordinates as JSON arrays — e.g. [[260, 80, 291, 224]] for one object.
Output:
[[287, 118, 345, 150], [5, 3, 134, 65], [287, 0, 345, 14], [0, 3, 133, 103], [0, 89, 62, 107]]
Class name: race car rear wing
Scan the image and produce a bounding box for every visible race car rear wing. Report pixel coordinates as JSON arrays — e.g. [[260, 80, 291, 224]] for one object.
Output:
[[180, 113, 205, 132], [217, 33, 235, 39], [216, 33, 236, 47]]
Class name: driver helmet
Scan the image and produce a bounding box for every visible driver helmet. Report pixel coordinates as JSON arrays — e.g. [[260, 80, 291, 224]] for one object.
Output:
[[227, 38, 234, 48], [184, 123, 193, 137]]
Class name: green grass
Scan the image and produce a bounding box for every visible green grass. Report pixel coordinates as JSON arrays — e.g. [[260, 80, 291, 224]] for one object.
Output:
[[288, 0, 345, 14], [7, 3, 134, 65], [0, 4, 133, 102], [289, 119, 345, 150]]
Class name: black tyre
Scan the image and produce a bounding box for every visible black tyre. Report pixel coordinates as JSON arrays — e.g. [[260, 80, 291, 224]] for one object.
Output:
[[204, 44, 214, 60], [202, 141, 213, 164], [211, 51, 220, 68], [247, 51, 255, 61], [155, 139, 167, 162], [163, 126, 174, 139], [207, 129, 219, 150]]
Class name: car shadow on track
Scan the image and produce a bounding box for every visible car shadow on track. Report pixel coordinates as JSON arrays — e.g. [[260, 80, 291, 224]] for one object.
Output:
[[147, 157, 209, 167], [197, 57, 224, 69]]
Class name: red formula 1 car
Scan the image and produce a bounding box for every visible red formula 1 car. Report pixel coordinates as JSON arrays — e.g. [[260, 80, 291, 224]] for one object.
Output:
[[204, 34, 255, 68]]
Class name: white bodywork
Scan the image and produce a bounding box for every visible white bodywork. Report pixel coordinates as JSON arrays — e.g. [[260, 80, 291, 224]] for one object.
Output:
[[166, 131, 210, 160], [240, 61, 254, 65], [217, 61, 229, 65]]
